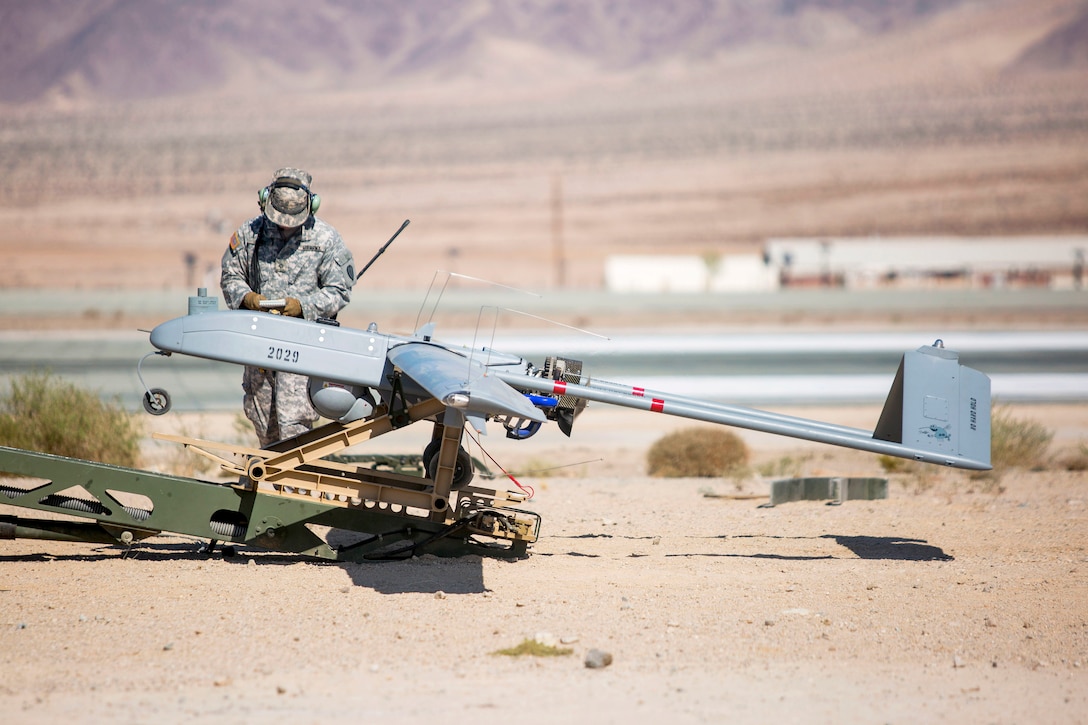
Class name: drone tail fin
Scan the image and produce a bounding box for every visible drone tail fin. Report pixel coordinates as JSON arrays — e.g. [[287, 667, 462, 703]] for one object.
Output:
[[873, 342, 991, 469]]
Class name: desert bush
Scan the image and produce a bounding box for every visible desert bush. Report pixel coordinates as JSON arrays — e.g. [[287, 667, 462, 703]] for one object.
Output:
[[646, 427, 750, 478], [160, 420, 219, 478], [878, 454, 920, 474], [514, 457, 561, 478], [492, 639, 572, 657], [0, 371, 142, 468], [756, 453, 810, 478], [1059, 442, 1088, 472], [989, 406, 1053, 472]]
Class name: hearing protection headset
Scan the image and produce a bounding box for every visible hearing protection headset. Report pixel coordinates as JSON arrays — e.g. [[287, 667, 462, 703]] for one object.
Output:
[[257, 178, 321, 216]]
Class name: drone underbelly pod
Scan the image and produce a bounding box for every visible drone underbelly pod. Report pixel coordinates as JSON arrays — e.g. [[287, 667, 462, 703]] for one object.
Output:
[[307, 378, 376, 423]]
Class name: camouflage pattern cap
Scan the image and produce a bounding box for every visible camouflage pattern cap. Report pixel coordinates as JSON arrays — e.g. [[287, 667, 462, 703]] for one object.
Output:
[[263, 168, 314, 228]]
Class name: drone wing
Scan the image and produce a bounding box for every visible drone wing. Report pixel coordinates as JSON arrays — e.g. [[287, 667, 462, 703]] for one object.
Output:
[[387, 341, 546, 431]]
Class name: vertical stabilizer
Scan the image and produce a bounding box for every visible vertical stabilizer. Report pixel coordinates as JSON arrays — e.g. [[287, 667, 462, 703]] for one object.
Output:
[[873, 343, 991, 469]]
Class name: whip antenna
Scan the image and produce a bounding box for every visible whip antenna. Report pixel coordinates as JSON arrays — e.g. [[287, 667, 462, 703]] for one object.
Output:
[[357, 219, 409, 282]]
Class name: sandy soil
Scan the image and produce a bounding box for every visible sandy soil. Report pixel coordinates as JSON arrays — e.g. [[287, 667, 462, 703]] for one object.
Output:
[[1, 402, 1085, 724]]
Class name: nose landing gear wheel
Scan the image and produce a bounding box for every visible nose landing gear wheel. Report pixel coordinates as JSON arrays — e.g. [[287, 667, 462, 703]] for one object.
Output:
[[143, 388, 172, 415]]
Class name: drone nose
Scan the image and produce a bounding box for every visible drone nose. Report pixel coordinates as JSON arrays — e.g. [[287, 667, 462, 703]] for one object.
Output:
[[149, 317, 184, 352]]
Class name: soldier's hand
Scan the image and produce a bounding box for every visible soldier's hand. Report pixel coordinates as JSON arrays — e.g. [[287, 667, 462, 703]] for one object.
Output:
[[242, 291, 266, 311], [283, 297, 303, 318]]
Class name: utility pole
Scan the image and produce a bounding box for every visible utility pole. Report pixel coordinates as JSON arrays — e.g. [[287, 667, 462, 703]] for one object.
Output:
[[551, 173, 565, 289]]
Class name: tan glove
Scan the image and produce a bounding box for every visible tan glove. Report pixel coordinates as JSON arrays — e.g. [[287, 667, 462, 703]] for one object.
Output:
[[283, 297, 303, 318], [242, 291, 266, 311]]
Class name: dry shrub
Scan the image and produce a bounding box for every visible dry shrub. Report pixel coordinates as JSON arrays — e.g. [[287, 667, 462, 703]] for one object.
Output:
[[756, 453, 811, 478], [878, 454, 920, 474], [0, 371, 142, 468], [647, 427, 749, 478], [491, 639, 573, 657], [1060, 443, 1088, 472], [161, 421, 219, 478], [989, 406, 1053, 472]]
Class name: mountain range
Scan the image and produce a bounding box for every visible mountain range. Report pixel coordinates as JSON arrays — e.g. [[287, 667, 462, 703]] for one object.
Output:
[[1, 0, 1085, 106]]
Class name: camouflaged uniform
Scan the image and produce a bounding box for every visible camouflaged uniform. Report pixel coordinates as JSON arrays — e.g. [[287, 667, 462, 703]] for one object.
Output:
[[221, 172, 355, 447]]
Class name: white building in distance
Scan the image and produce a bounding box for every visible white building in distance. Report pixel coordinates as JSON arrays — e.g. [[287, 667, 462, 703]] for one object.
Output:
[[605, 237, 1088, 292]]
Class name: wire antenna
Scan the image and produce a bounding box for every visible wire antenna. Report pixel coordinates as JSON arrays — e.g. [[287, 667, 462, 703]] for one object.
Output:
[[413, 270, 542, 333], [467, 305, 610, 380]]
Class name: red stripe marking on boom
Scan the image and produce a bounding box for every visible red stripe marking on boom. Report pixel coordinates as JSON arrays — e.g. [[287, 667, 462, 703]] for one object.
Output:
[[632, 387, 646, 397], [553, 381, 568, 395], [651, 398, 665, 413]]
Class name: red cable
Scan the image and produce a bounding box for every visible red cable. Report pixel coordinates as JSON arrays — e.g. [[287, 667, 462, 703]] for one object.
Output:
[[465, 430, 535, 500]]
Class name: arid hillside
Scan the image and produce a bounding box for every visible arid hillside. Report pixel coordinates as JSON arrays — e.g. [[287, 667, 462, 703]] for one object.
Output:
[[0, 0, 1085, 297]]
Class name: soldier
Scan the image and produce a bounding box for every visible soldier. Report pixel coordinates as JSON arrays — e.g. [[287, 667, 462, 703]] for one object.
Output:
[[220, 168, 355, 447]]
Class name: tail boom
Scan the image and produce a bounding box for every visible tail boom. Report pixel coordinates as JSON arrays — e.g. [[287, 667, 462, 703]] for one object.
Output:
[[497, 341, 992, 471]]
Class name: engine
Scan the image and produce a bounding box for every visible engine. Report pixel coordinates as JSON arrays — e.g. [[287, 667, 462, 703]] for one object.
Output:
[[505, 355, 587, 439]]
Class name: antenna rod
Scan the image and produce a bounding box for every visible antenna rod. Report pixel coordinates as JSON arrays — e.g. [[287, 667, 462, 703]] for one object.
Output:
[[356, 219, 409, 281]]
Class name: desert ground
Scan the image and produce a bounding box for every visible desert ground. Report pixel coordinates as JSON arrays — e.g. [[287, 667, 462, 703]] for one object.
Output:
[[0, 400, 1086, 724]]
